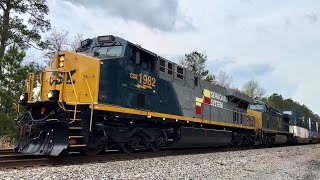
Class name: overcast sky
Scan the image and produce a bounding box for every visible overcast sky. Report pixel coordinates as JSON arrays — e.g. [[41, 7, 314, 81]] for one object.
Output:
[[42, 0, 320, 114]]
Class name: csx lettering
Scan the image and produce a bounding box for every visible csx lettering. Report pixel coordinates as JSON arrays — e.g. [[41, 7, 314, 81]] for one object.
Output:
[[49, 72, 63, 86], [130, 73, 138, 80], [66, 70, 76, 84], [49, 70, 76, 86]]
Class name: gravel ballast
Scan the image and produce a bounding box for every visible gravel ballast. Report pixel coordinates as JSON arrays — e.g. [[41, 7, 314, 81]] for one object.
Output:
[[1, 144, 320, 180]]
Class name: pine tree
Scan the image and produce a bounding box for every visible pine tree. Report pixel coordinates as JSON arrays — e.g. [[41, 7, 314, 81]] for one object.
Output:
[[0, 45, 38, 136], [0, 45, 27, 114], [180, 51, 209, 79], [180, 51, 233, 85], [0, 0, 51, 62]]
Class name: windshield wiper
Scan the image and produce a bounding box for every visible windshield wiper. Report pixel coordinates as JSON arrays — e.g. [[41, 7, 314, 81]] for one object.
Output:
[[93, 46, 103, 57], [105, 46, 114, 54]]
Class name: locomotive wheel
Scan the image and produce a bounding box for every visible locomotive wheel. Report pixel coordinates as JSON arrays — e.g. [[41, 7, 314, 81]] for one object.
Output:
[[83, 145, 105, 156], [120, 143, 134, 153], [82, 134, 108, 155], [249, 136, 255, 146], [230, 138, 237, 147], [120, 136, 141, 153], [150, 143, 160, 152], [150, 136, 166, 152]]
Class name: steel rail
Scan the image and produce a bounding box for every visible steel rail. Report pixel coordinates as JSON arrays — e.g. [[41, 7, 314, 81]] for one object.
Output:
[[0, 146, 255, 170], [0, 144, 316, 171]]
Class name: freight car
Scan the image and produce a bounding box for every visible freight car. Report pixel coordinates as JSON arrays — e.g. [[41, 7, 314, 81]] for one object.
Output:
[[282, 110, 320, 144]]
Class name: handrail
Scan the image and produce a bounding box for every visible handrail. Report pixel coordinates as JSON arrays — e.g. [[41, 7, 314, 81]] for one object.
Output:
[[83, 75, 94, 132], [68, 71, 78, 121], [27, 73, 34, 101]]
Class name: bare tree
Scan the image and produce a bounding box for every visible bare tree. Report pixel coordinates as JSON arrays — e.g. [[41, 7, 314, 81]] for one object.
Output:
[[70, 34, 83, 52], [44, 28, 69, 59], [43, 28, 84, 61], [242, 79, 266, 100], [216, 71, 232, 87], [204, 74, 216, 84]]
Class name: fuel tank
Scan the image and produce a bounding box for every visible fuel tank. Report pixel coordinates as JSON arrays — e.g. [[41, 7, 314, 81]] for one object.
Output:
[[170, 126, 232, 147]]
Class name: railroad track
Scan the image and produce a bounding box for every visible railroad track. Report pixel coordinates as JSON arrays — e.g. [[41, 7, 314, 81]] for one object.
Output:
[[0, 146, 255, 170], [0, 144, 312, 171], [0, 148, 16, 155]]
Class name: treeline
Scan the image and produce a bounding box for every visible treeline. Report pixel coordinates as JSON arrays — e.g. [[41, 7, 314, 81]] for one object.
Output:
[[0, 1, 51, 137], [0, 1, 84, 138], [0, 46, 41, 137], [180, 51, 320, 123], [265, 94, 320, 122]]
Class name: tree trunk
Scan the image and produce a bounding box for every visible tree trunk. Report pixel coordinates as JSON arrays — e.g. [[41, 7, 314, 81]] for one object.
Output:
[[0, 1, 11, 63]]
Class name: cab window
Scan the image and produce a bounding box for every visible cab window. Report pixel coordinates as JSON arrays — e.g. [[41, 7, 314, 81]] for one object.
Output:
[[92, 45, 123, 57], [130, 46, 156, 71], [177, 66, 184, 79], [160, 59, 165, 72]]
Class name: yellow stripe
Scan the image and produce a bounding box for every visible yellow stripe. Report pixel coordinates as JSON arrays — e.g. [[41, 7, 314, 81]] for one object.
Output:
[[203, 89, 211, 98], [91, 104, 255, 130], [134, 84, 152, 89]]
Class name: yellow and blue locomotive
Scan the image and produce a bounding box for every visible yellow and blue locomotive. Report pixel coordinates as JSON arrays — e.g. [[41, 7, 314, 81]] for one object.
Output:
[[16, 35, 258, 155]]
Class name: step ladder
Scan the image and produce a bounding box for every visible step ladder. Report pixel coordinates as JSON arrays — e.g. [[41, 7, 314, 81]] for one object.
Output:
[[60, 72, 94, 149], [68, 107, 87, 148]]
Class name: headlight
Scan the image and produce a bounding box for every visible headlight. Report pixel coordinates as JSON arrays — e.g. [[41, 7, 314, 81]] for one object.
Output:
[[19, 92, 28, 105], [58, 55, 65, 68], [48, 91, 54, 99], [47, 90, 59, 101], [59, 61, 64, 68], [59, 55, 65, 62], [20, 94, 26, 101]]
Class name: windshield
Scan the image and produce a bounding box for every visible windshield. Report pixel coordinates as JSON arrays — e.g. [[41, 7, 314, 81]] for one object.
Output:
[[249, 104, 265, 112], [92, 45, 123, 57]]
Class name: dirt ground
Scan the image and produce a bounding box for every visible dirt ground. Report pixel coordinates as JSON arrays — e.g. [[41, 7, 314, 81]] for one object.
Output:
[[0, 136, 14, 149]]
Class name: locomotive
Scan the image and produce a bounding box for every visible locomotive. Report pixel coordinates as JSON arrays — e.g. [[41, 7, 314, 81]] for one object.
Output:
[[15, 35, 320, 156]]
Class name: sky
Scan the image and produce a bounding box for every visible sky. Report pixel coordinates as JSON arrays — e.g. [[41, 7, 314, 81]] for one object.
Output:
[[39, 0, 320, 114]]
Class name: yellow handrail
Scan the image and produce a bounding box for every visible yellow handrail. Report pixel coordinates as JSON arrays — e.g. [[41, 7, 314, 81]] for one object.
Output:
[[68, 71, 78, 121], [27, 73, 34, 101], [83, 75, 94, 132]]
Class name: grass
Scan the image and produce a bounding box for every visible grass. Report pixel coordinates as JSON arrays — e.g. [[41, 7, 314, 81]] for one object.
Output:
[[0, 135, 14, 149]]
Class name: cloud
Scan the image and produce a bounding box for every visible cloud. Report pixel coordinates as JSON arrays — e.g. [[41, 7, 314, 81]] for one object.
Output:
[[305, 12, 318, 24], [240, 0, 253, 4], [207, 57, 235, 73], [229, 63, 274, 81], [44, 0, 320, 114], [62, 0, 194, 32]]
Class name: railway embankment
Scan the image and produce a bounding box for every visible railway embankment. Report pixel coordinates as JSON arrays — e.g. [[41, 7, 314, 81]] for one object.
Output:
[[0, 144, 320, 179]]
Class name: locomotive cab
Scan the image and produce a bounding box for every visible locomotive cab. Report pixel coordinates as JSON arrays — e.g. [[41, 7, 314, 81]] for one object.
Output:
[[15, 35, 129, 155], [248, 101, 291, 145]]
